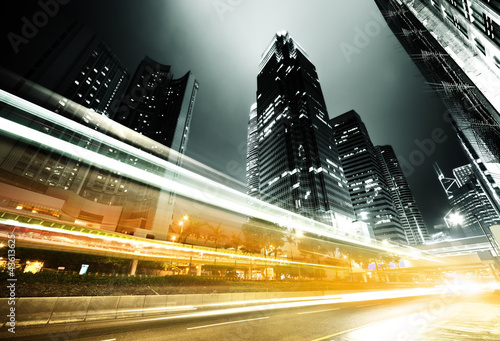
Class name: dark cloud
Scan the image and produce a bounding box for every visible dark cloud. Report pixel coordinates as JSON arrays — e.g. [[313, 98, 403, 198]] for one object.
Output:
[[66, 0, 468, 232]]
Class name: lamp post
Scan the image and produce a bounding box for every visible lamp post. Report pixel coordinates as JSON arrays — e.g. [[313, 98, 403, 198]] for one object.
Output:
[[444, 210, 466, 239]]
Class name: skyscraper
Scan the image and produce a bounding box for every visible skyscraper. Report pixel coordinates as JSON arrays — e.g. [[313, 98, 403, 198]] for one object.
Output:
[[246, 103, 259, 197], [374, 0, 500, 223], [2, 3, 129, 119], [115, 56, 198, 163], [436, 163, 500, 238], [249, 31, 354, 230], [377, 145, 428, 245], [331, 110, 406, 244]]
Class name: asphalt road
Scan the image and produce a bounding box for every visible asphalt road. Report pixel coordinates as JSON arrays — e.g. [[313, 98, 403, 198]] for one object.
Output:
[[3, 293, 481, 341]]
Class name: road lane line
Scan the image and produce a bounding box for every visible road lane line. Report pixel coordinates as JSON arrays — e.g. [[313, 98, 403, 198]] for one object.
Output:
[[187, 317, 269, 330], [101, 339, 117, 341], [310, 321, 384, 341], [297, 308, 340, 315]]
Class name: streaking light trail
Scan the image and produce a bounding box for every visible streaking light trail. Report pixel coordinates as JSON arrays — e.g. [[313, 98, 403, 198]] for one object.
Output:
[[0, 89, 439, 262]]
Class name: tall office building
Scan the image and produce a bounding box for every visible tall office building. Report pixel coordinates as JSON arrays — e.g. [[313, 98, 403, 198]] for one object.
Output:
[[246, 103, 259, 197], [377, 145, 428, 244], [2, 4, 129, 119], [1, 7, 197, 241], [331, 111, 406, 244], [436, 163, 500, 238], [374, 0, 500, 224], [115, 56, 198, 164], [249, 31, 354, 230]]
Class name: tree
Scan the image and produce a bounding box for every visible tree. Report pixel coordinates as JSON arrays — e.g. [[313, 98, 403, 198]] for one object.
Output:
[[168, 225, 190, 244], [138, 261, 167, 276], [284, 229, 298, 261], [297, 237, 328, 264], [102, 257, 131, 274], [228, 231, 244, 251], [185, 215, 207, 245], [268, 244, 284, 259], [206, 223, 227, 250], [241, 218, 285, 255]]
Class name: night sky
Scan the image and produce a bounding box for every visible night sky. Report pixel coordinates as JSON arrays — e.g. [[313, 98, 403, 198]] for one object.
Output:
[[61, 0, 467, 232]]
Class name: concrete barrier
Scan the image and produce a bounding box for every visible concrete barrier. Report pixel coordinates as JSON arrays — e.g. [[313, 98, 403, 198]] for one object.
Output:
[[1, 290, 375, 327], [86, 296, 121, 321], [115, 295, 145, 318], [16, 297, 58, 326], [143, 295, 168, 316], [49, 296, 91, 324]]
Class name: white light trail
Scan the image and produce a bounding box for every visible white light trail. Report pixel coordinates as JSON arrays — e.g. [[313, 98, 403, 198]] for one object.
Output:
[[0, 90, 440, 261]]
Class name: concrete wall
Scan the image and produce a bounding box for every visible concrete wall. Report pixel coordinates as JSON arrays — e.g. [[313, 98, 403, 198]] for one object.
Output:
[[0, 290, 342, 327]]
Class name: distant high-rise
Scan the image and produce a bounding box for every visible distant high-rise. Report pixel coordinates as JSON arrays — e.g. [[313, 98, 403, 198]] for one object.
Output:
[[246, 103, 259, 197], [2, 4, 129, 118], [374, 0, 500, 225], [436, 163, 500, 238], [377, 145, 428, 244], [331, 111, 406, 244], [249, 31, 354, 230], [115, 56, 198, 161]]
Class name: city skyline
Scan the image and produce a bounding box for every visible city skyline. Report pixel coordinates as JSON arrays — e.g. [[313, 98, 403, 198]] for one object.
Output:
[[1, 3, 500, 338], [5, 1, 470, 232]]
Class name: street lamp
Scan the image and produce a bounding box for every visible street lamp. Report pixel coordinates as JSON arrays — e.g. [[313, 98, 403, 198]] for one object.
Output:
[[447, 212, 464, 227]]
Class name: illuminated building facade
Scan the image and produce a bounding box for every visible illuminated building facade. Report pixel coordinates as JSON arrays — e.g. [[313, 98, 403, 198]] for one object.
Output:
[[331, 111, 406, 244], [246, 103, 259, 197], [374, 0, 500, 225], [1, 14, 197, 241], [115, 56, 198, 162], [436, 163, 500, 238], [250, 31, 355, 229], [377, 145, 428, 244]]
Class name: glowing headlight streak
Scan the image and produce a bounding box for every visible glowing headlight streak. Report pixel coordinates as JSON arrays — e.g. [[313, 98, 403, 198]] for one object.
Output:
[[0, 90, 439, 262], [0, 218, 343, 269], [139, 287, 450, 324]]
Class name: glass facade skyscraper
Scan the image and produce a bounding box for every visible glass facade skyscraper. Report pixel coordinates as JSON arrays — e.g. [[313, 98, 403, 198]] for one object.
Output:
[[436, 163, 500, 238], [377, 145, 428, 245], [331, 110, 406, 244], [249, 31, 354, 229], [374, 0, 500, 224]]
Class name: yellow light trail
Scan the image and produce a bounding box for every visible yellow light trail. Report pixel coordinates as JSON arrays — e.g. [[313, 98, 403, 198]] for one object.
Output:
[[0, 218, 344, 269], [0, 90, 440, 262]]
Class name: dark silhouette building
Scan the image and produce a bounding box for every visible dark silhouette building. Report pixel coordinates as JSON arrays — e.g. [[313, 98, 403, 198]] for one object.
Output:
[[248, 31, 355, 231], [115, 56, 198, 161], [377, 145, 428, 244], [331, 110, 406, 244], [436, 163, 500, 238], [374, 0, 500, 228], [2, 3, 129, 119]]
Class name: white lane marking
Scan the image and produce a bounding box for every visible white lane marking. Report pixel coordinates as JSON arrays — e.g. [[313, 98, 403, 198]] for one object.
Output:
[[297, 308, 340, 315], [187, 317, 269, 330], [101, 339, 117, 341]]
